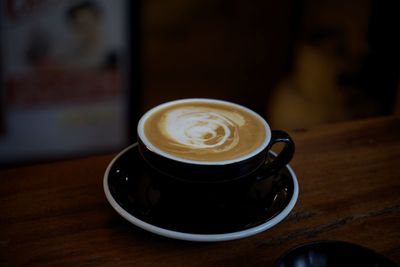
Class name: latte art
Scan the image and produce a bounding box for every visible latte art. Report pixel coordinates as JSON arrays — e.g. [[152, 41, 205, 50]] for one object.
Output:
[[163, 109, 242, 152], [141, 100, 268, 162]]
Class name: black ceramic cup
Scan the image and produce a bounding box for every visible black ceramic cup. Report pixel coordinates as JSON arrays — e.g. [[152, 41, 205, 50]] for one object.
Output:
[[137, 99, 295, 185]]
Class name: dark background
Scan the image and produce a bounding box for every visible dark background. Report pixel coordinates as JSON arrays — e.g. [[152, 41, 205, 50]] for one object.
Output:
[[138, 0, 399, 118], [1, 0, 399, 164]]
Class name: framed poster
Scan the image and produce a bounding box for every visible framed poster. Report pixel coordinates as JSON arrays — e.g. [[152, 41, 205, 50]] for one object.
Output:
[[0, 0, 134, 164]]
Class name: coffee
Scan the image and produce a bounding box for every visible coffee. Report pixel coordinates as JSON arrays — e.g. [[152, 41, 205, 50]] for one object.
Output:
[[140, 99, 268, 162]]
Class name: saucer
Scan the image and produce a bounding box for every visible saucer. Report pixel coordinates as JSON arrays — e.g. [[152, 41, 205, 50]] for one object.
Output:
[[275, 240, 397, 267], [103, 143, 299, 242]]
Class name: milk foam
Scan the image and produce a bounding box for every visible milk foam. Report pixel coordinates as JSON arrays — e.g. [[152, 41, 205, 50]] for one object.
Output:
[[160, 107, 245, 153], [141, 99, 269, 162]]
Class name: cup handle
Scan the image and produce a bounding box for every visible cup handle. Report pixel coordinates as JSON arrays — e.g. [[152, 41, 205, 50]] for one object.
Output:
[[259, 130, 295, 178]]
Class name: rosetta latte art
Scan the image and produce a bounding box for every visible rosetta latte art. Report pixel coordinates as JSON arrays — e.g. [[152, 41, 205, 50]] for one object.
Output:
[[162, 108, 244, 153], [143, 101, 267, 161]]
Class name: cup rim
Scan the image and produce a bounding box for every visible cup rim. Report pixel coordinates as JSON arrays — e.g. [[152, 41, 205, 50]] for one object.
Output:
[[137, 98, 272, 166]]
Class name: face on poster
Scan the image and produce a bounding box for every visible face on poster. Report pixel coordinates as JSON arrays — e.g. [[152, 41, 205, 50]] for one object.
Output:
[[1, 0, 130, 163]]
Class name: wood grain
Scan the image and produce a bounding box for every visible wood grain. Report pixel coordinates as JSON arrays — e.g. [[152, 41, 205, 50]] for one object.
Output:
[[1, 116, 400, 266]]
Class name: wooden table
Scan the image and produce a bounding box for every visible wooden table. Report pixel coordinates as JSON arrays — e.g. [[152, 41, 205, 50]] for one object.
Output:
[[1, 116, 400, 266]]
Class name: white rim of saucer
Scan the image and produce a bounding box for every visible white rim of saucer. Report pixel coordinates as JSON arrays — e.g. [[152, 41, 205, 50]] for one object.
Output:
[[137, 98, 272, 166], [103, 143, 299, 242]]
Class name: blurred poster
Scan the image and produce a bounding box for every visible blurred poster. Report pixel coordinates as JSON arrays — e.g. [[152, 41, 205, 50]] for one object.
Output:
[[0, 0, 129, 163]]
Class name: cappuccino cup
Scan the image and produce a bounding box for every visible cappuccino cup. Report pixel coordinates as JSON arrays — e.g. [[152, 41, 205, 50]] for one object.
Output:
[[137, 98, 294, 184]]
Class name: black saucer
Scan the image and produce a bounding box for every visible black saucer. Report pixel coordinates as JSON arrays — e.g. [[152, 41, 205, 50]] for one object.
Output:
[[103, 144, 299, 242], [275, 240, 397, 267]]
